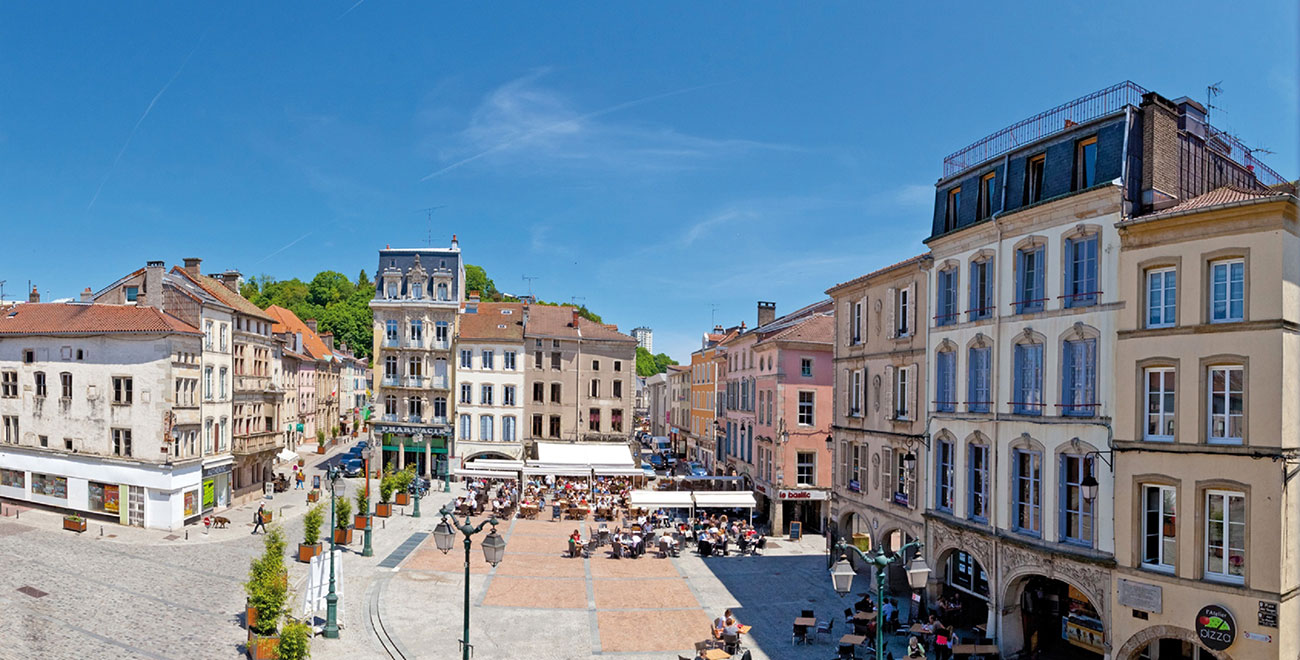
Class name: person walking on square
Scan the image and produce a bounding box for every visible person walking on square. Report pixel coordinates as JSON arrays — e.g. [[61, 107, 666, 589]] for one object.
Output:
[[252, 504, 266, 534]]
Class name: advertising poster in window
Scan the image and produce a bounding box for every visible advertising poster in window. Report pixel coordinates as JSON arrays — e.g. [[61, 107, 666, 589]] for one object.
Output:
[[88, 482, 120, 514], [31, 473, 68, 499], [202, 478, 215, 510], [0, 468, 24, 488], [184, 490, 198, 517], [1063, 585, 1105, 654]]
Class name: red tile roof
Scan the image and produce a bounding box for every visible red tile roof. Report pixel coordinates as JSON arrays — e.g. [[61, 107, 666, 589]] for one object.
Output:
[[0, 303, 200, 336], [759, 314, 834, 346], [459, 302, 525, 341], [523, 305, 635, 343], [1127, 185, 1293, 222], [265, 305, 334, 361], [173, 268, 275, 322], [826, 253, 930, 294]]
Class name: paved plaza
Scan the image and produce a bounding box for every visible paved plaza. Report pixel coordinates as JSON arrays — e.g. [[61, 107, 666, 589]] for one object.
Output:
[[0, 444, 913, 660]]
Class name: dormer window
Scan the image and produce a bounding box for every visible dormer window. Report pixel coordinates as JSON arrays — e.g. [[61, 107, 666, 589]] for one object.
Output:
[[386, 281, 398, 299], [125, 286, 139, 302], [437, 282, 449, 301], [412, 281, 424, 299]]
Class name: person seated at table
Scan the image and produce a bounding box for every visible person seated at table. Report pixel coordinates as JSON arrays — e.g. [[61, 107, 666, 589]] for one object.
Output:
[[906, 636, 925, 658], [723, 610, 741, 636], [630, 531, 643, 557], [854, 592, 875, 612], [881, 597, 896, 622]]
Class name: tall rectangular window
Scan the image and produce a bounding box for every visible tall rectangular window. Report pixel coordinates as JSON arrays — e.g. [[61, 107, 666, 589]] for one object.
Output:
[[944, 187, 961, 232], [1210, 259, 1245, 323], [1024, 153, 1045, 204], [852, 301, 863, 343], [850, 370, 863, 416], [459, 383, 472, 404], [409, 320, 423, 343], [801, 359, 813, 377], [1015, 246, 1045, 314], [977, 172, 996, 220], [551, 383, 561, 403], [893, 367, 910, 419], [796, 452, 815, 486], [33, 372, 46, 398], [935, 439, 954, 512], [60, 372, 72, 399], [1059, 455, 1094, 546], [1013, 343, 1043, 415], [503, 416, 516, 442], [503, 385, 516, 406], [112, 428, 132, 457], [481, 350, 494, 370], [797, 391, 814, 425], [504, 351, 516, 370], [936, 269, 958, 326], [386, 320, 398, 341], [968, 347, 990, 413], [968, 259, 993, 321], [459, 414, 471, 440], [113, 376, 134, 405], [896, 287, 910, 336], [1061, 338, 1097, 417], [1142, 485, 1176, 572], [480, 384, 493, 405], [460, 350, 472, 369], [1013, 449, 1042, 536], [1064, 234, 1099, 307], [588, 408, 601, 432], [1146, 268, 1177, 328], [480, 415, 494, 441], [435, 322, 449, 344], [935, 351, 955, 413], [968, 444, 989, 522], [1145, 368, 1175, 441], [1205, 490, 1246, 583], [1208, 365, 1244, 443], [1074, 136, 1098, 190]]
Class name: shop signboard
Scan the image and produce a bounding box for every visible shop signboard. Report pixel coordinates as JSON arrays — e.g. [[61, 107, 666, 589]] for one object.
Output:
[[1195, 604, 1236, 652], [184, 490, 198, 517], [202, 478, 215, 510], [1064, 585, 1105, 654], [848, 479, 860, 493], [1257, 601, 1278, 628], [777, 489, 828, 500]]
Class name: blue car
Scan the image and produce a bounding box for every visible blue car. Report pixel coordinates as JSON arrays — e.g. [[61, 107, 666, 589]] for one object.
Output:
[[341, 458, 364, 477], [687, 462, 708, 477], [649, 454, 666, 470]]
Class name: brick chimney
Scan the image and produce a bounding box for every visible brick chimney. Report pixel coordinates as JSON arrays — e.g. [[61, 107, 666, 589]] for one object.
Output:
[[1139, 92, 1181, 212], [182, 257, 202, 276], [305, 319, 318, 333], [570, 309, 580, 327], [216, 269, 242, 293], [28, 286, 39, 303], [757, 301, 776, 328], [320, 332, 335, 351], [144, 260, 165, 309], [451, 234, 459, 250], [80, 287, 92, 303]]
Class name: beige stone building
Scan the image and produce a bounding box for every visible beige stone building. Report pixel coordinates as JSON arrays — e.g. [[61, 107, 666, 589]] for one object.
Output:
[[1110, 188, 1299, 660], [827, 254, 931, 559], [522, 305, 636, 446]]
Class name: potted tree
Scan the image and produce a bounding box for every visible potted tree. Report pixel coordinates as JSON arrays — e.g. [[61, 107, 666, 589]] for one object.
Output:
[[331, 425, 340, 445], [277, 618, 312, 660], [316, 429, 326, 455], [306, 488, 320, 503], [297, 503, 324, 563], [244, 526, 288, 660], [394, 466, 413, 506], [375, 472, 395, 517], [354, 489, 371, 530], [62, 514, 86, 533], [332, 496, 353, 545]]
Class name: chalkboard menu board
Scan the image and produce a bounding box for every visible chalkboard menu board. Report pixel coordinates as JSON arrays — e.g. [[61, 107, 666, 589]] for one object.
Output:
[[1258, 601, 1278, 628], [789, 521, 802, 541]]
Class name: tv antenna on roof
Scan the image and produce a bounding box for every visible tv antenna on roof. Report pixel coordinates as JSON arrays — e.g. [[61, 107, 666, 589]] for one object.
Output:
[[710, 303, 719, 327], [1206, 82, 1223, 120], [418, 206, 447, 246], [570, 296, 585, 307], [521, 275, 538, 299]]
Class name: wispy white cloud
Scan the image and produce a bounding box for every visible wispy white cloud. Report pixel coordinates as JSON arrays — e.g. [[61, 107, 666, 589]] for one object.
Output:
[[337, 0, 367, 19], [88, 34, 206, 210], [254, 231, 314, 265], [421, 71, 792, 180]]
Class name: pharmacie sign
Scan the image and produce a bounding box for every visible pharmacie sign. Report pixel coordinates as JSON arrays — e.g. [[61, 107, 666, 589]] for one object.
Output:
[[1195, 604, 1236, 651]]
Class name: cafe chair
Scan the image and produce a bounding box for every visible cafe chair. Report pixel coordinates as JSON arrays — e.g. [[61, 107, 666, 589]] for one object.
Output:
[[801, 609, 815, 619], [753, 537, 767, 555], [816, 618, 833, 642], [791, 623, 809, 645], [843, 608, 855, 624], [737, 651, 752, 660], [837, 643, 858, 659], [722, 631, 740, 654]]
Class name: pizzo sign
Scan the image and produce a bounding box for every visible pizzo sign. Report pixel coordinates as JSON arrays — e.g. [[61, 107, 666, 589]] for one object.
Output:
[[1195, 604, 1236, 651]]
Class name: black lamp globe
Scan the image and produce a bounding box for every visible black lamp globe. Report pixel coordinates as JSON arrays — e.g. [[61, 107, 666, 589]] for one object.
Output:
[[1080, 474, 1100, 502]]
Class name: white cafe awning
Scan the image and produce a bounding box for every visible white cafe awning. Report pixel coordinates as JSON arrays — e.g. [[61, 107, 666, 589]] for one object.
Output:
[[277, 449, 298, 463], [453, 468, 519, 480], [692, 491, 758, 509], [534, 441, 635, 467], [522, 464, 592, 477], [464, 458, 524, 471], [629, 490, 694, 510], [592, 465, 646, 477]]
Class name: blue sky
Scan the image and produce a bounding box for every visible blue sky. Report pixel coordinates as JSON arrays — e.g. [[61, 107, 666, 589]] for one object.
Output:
[[1, 2, 1295, 363]]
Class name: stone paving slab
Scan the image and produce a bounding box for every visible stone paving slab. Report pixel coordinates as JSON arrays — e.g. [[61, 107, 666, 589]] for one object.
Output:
[[493, 553, 588, 578], [589, 554, 681, 578], [483, 576, 588, 609], [593, 577, 698, 609], [401, 545, 495, 574], [596, 609, 715, 653]]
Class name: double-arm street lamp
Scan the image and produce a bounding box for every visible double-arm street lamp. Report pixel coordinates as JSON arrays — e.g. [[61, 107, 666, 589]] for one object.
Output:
[[324, 466, 343, 639], [830, 539, 930, 660], [433, 505, 507, 660]]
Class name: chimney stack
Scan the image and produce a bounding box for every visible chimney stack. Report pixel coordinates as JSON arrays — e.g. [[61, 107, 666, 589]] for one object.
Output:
[[144, 261, 165, 309], [305, 319, 318, 333], [757, 301, 776, 328], [1139, 92, 1181, 213], [571, 309, 581, 327], [217, 269, 243, 293], [320, 332, 334, 351], [713, 324, 724, 334], [80, 287, 92, 303], [28, 286, 39, 303], [451, 234, 459, 250], [182, 257, 202, 276]]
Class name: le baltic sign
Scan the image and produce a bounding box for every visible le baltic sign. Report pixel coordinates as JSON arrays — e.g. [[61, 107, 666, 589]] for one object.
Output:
[[1195, 604, 1236, 652], [776, 489, 828, 501]]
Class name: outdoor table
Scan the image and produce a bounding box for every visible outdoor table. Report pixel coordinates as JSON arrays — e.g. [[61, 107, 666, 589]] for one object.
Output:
[[961, 644, 999, 658], [702, 648, 731, 660], [908, 623, 934, 635], [840, 634, 867, 646], [737, 624, 751, 634], [794, 617, 817, 627], [853, 611, 878, 621]]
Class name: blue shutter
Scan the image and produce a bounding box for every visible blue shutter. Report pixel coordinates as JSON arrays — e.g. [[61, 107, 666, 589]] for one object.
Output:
[[1015, 251, 1026, 313], [1059, 456, 1068, 541], [1013, 346, 1025, 412], [1062, 340, 1075, 411], [1032, 247, 1045, 309], [1083, 339, 1096, 412]]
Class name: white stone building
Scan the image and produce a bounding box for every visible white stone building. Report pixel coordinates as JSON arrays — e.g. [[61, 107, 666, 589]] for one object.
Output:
[[0, 302, 206, 529], [452, 301, 525, 463], [632, 326, 653, 353]]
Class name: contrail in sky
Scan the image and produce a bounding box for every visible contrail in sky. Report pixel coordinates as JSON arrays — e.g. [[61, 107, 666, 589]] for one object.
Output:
[[338, 0, 367, 19], [87, 34, 206, 210], [420, 81, 725, 182], [255, 232, 314, 265]]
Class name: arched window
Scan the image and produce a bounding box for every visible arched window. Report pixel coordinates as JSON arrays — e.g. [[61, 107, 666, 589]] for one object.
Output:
[[1012, 332, 1045, 416], [935, 345, 956, 413]]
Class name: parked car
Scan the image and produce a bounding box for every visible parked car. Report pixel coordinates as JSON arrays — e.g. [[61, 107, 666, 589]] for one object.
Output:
[[341, 458, 364, 477], [686, 462, 708, 477], [649, 454, 666, 470]]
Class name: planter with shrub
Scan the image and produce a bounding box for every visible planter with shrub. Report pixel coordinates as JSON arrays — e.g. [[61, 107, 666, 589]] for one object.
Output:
[[333, 496, 353, 544], [297, 503, 324, 563], [63, 514, 86, 533], [243, 525, 288, 659]]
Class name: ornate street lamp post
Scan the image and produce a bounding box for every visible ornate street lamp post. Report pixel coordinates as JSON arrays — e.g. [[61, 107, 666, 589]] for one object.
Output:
[[829, 538, 930, 660], [362, 444, 375, 558], [324, 466, 343, 639], [433, 504, 506, 660]]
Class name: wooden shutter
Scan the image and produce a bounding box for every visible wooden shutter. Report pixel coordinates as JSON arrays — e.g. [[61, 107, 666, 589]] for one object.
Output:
[[883, 365, 895, 420], [885, 288, 896, 339], [881, 446, 894, 501], [907, 282, 917, 336], [908, 365, 918, 421]]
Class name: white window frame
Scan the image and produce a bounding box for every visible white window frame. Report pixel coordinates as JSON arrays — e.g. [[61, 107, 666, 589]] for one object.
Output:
[[1141, 484, 1177, 573], [1146, 267, 1176, 328], [1144, 367, 1175, 441], [1207, 365, 1244, 444], [1204, 490, 1246, 584], [1209, 259, 1245, 323], [797, 391, 814, 426]]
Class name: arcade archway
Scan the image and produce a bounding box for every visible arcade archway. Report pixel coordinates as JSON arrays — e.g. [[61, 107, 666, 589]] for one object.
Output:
[[1004, 574, 1105, 659]]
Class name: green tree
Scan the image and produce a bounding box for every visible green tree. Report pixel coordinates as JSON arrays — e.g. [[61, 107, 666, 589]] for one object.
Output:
[[356, 269, 370, 288], [635, 347, 679, 376], [653, 352, 678, 373], [308, 271, 354, 308], [244, 525, 288, 636], [464, 264, 500, 301]]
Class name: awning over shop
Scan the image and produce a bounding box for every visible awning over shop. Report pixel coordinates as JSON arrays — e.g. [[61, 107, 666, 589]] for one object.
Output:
[[522, 464, 593, 477], [276, 449, 298, 463], [534, 441, 636, 468], [592, 465, 645, 477], [629, 490, 694, 510], [693, 491, 758, 509], [464, 458, 524, 471], [452, 468, 519, 480]]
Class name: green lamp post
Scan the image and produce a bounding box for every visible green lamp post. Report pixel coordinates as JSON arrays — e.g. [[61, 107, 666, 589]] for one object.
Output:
[[829, 538, 930, 660], [324, 466, 343, 639], [361, 444, 375, 558], [432, 505, 507, 660], [411, 480, 421, 518]]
